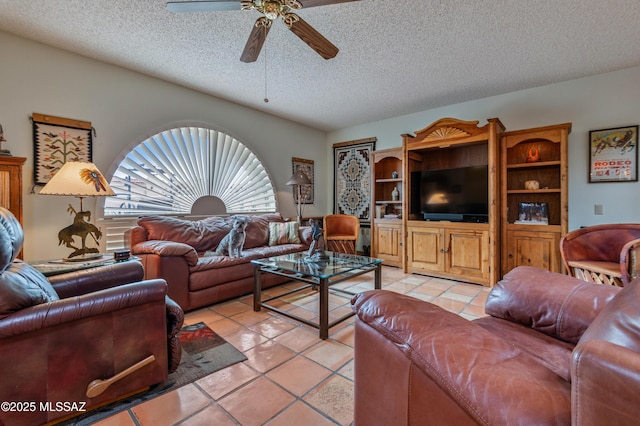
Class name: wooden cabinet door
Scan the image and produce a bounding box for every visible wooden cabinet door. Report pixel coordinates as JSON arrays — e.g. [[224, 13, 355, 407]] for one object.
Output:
[[505, 230, 561, 273], [373, 222, 402, 267], [446, 229, 489, 281], [407, 226, 444, 273]]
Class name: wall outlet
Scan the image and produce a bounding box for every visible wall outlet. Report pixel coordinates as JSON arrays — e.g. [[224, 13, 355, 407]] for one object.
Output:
[[594, 204, 604, 215]]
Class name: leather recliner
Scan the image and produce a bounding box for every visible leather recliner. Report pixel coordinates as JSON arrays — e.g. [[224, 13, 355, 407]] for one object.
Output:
[[352, 266, 640, 425], [0, 207, 184, 426]]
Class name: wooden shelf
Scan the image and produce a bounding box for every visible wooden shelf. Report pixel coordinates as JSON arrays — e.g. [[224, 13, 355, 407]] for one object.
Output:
[[375, 178, 402, 183], [507, 189, 561, 194], [506, 160, 561, 169], [376, 200, 402, 204]]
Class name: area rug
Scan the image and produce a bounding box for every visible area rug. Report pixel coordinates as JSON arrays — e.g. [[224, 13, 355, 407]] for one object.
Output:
[[62, 322, 246, 425]]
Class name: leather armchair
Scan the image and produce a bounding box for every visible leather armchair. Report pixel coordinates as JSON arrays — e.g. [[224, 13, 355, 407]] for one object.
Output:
[[323, 214, 360, 254], [352, 266, 640, 425], [560, 223, 640, 286], [0, 207, 184, 425]]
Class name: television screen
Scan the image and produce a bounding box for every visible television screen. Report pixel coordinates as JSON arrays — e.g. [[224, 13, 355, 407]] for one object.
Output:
[[413, 166, 489, 222]]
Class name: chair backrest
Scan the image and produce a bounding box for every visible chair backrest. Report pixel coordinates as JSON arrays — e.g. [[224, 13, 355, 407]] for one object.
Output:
[[0, 207, 24, 273], [560, 224, 640, 267], [323, 214, 360, 254]]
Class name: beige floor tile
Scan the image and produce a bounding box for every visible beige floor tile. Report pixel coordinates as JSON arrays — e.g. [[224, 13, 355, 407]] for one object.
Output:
[[337, 359, 354, 381], [131, 384, 210, 425], [267, 356, 331, 396], [462, 302, 488, 318], [208, 318, 244, 337], [247, 316, 297, 339], [177, 404, 237, 426], [431, 297, 468, 313], [183, 308, 224, 326], [231, 309, 272, 326], [93, 409, 136, 426], [218, 377, 295, 426], [197, 362, 259, 400], [244, 340, 296, 373], [448, 282, 484, 296], [304, 374, 354, 426], [273, 326, 320, 352], [266, 401, 336, 426], [303, 340, 353, 371], [330, 324, 355, 347], [223, 327, 269, 352], [213, 300, 252, 316]]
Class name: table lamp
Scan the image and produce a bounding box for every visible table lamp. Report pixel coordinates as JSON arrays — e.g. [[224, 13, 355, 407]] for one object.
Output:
[[39, 161, 115, 261], [286, 168, 312, 224]]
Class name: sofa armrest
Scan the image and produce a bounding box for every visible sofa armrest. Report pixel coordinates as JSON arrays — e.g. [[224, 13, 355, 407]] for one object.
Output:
[[352, 290, 571, 425], [48, 261, 145, 298], [572, 340, 640, 425], [485, 266, 619, 344], [132, 240, 199, 266], [0, 280, 167, 338]]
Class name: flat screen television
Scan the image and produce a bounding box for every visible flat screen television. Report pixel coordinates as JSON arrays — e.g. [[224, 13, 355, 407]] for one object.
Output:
[[411, 166, 489, 223]]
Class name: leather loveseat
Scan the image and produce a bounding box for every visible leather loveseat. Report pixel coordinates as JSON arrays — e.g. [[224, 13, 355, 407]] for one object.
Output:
[[127, 213, 312, 311], [351, 266, 640, 425], [0, 207, 183, 426]]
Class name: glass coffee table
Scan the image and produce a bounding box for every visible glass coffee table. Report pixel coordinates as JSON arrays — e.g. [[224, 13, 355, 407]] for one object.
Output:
[[252, 251, 383, 339]]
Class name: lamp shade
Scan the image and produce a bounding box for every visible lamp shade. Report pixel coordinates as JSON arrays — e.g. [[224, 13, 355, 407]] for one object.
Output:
[[39, 161, 115, 197], [286, 169, 312, 186]]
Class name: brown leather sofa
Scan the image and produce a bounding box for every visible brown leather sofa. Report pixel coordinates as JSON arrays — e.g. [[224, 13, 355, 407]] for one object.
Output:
[[351, 266, 640, 425], [127, 213, 312, 311], [0, 207, 183, 425]]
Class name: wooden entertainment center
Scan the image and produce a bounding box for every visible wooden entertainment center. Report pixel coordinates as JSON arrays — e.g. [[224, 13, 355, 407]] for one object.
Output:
[[370, 118, 570, 286]]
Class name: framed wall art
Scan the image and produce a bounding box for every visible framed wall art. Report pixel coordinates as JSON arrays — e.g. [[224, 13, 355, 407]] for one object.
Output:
[[292, 157, 314, 204], [589, 125, 638, 183], [333, 137, 376, 224], [32, 113, 93, 185]]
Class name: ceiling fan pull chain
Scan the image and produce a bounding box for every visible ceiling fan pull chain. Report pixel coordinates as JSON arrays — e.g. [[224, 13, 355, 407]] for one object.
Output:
[[264, 41, 269, 103]]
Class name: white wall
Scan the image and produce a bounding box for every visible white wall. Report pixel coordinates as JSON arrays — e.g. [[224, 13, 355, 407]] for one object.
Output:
[[327, 66, 640, 231], [0, 31, 326, 261]]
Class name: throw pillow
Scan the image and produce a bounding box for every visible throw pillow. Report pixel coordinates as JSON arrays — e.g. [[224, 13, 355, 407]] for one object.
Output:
[[268, 222, 300, 246]]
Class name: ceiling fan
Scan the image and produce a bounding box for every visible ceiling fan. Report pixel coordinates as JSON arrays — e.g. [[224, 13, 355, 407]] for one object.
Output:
[[166, 0, 359, 63]]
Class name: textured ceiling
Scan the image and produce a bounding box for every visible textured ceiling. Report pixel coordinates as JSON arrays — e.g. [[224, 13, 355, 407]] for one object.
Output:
[[1, 0, 640, 131]]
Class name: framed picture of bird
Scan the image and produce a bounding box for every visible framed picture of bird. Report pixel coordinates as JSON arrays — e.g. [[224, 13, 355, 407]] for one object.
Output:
[[32, 112, 93, 185], [589, 125, 638, 183]]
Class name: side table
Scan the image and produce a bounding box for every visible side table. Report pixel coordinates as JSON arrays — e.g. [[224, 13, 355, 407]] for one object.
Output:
[[30, 255, 139, 277]]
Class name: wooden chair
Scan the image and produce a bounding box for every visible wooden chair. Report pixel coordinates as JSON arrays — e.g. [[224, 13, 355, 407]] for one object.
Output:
[[560, 223, 640, 287], [324, 214, 360, 254]]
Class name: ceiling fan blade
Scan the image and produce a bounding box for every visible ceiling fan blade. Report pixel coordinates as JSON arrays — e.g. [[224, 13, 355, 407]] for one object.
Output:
[[298, 0, 359, 8], [240, 17, 272, 63], [166, 1, 241, 13], [285, 15, 338, 60]]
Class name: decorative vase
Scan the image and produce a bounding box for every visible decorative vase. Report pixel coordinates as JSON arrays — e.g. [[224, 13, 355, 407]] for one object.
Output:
[[391, 187, 399, 201]]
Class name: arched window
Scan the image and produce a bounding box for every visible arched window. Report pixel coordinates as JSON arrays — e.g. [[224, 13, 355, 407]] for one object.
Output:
[[104, 126, 277, 216]]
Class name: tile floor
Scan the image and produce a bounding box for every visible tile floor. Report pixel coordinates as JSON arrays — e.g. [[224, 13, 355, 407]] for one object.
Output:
[[96, 266, 491, 426]]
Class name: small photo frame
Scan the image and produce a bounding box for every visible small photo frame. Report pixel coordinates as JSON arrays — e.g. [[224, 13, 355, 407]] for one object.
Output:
[[292, 157, 314, 204], [515, 202, 548, 225], [589, 125, 638, 183]]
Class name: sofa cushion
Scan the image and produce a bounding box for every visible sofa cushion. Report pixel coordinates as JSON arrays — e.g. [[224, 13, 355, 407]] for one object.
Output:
[[241, 213, 284, 249], [0, 261, 59, 319], [268, 222, 300, 246], [137, 215, 229, 252], [485, 266, 619, 344], [578, 277, 640, 351]]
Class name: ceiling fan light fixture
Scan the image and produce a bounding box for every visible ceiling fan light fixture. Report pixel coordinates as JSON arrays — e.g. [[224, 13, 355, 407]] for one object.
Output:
[[263, 1, 280, 20]]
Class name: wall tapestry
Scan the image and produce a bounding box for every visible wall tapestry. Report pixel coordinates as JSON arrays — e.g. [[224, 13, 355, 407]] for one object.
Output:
[[32, 113, 93, 185], [292, 157, 314, 204], [333, 137, 376, 224]]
